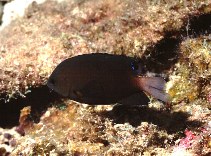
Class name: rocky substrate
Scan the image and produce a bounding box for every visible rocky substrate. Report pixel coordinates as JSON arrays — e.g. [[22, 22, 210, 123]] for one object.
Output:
[[0, 0, 210, 155]]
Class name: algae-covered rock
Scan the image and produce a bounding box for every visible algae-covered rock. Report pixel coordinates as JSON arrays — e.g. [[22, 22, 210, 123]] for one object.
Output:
[[168, 36, 211, 104], [12, 102, 174, 155], [0, 0, 210, 155], [0, 0, 210, 98]]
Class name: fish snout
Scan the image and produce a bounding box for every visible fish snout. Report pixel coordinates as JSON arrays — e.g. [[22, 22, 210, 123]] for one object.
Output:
[[47, 77, 56, 90]]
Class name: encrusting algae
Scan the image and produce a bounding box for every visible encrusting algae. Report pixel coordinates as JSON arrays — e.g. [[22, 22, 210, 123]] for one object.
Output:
[[168, 36, 211, 104], [0, 0, 210, 99], [12, 101, 174, 155], [0, 0, 210, 155]]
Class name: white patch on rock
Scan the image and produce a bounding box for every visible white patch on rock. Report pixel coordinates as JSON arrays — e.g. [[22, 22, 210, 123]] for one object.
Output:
[[0, 0, 46, 31]]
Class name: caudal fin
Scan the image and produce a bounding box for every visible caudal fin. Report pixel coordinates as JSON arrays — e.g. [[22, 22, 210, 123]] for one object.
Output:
[[139, 77, 171, 102]]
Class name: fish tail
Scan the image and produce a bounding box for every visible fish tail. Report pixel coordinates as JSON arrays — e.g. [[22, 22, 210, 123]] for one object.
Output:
[[138, 77, 171, 102]]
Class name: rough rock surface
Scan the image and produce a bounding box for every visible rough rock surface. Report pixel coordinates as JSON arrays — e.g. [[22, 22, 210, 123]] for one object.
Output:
[[0, 0, 210, 155]]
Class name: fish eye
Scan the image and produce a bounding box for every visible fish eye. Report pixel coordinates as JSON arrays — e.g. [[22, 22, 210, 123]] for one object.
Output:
[[131, 60, 147, 76]]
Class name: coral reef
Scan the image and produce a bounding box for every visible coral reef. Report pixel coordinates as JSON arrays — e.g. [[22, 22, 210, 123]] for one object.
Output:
[[0, 0, 210, 98], [169, 36, 211, 104], [12, 102, 174, 155], [0, 0, 210, 155]]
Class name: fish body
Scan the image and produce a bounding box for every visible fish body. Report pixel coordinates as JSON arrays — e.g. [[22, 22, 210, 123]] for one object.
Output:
[[47, 53, 169, 105]]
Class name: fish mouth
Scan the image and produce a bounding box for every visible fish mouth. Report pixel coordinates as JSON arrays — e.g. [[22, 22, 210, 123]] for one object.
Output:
[[47, 80, 69, 97], [47, 80, 54, 90], [46, 80, 59, 95]]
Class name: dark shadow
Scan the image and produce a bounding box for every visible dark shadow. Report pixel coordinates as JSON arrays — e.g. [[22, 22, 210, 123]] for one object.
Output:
[[118, 92, 149, 106], [0, 86, 62, 128], [181, 13, 211, 38], [141, 37, 180, 73], [96, 105, 202, 134], [140, 13, 211, 74]]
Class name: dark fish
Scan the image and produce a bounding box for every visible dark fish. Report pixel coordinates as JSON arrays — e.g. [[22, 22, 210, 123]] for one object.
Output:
[[47, 53, 170, 105]]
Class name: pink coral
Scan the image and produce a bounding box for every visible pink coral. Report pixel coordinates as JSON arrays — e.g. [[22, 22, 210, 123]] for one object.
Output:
[[179, 129, 196, 149]]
